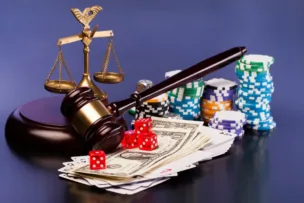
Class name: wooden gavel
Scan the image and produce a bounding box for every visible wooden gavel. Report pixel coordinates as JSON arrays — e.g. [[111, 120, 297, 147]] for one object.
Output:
[[61, 47, 247, 152]]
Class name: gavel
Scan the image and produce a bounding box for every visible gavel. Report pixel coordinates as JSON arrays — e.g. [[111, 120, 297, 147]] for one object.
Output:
[[61, 47, 247, 152]]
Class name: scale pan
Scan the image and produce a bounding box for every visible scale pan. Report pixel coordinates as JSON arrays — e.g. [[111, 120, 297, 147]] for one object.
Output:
[[94, 72, 124, 84], [44, 80, 76, 94]]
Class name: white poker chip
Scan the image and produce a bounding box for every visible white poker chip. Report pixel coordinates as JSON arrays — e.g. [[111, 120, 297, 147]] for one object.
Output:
[[165, 70, 182, 79], [240, 54, 274, 66], [213, 110, 246, 122], [205, 78, 237, 90]]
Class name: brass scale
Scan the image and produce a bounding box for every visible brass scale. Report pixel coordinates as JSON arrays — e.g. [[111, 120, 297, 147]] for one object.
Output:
[[44, 5, 125, 101]]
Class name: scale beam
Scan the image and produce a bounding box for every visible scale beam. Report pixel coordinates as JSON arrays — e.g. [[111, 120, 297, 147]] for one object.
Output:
[[57, 30, 114, 46]]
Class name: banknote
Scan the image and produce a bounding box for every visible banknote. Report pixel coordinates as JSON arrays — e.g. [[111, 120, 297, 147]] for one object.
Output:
[[151, 117, 205, 153], [58, 118, 236, 195], [73, 128, 192, 178]]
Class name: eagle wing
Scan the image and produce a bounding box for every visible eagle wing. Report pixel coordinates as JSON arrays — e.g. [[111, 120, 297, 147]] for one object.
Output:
[[71, 8, 86, 26], [86, 6, 102, 24]]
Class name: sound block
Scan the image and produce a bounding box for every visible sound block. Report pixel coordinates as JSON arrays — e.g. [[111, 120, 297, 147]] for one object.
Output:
[[5, 96, 127, 156]]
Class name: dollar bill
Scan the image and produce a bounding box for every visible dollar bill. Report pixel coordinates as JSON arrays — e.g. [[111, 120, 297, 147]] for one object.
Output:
[[73, 128, 192, 178], [151, 117, 205, 153]]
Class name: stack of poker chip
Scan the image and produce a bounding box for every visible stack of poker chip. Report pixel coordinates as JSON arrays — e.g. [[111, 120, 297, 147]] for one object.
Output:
[[201, 78, 237, 123], [235, 54, 276, 131], [129, 79, 154, 115], [134, 93, 169, 119], [165, 70, 204, 120], [208, 111, 246, 138]]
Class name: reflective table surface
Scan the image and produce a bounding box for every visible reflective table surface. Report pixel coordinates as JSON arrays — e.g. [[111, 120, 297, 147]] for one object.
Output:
[[1, 0, 304, 202]]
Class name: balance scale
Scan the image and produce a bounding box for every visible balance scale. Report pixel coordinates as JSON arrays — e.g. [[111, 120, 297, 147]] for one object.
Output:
[[5, 5, 127, 155]]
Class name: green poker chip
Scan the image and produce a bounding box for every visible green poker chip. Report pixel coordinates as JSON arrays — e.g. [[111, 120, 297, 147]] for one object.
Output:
[[236, 62, 269, 73]]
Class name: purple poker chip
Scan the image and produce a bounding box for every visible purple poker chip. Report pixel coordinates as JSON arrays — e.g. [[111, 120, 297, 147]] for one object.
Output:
[[222, 128, 244, 135], [204, 88, 236, 97], [209, 120, 244, 130], [213, 116, 247, 125], [202, 92, 234, 102]]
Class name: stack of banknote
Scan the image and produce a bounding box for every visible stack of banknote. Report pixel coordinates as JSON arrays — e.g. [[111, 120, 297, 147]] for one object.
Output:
[[58, 117, 236, 195]]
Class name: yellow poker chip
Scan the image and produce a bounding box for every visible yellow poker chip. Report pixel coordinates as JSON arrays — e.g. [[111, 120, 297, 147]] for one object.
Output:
[[145, 93, 168, 103]]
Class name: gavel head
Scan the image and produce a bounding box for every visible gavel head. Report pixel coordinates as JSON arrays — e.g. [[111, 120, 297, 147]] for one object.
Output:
[[60, 87, 125, 153]]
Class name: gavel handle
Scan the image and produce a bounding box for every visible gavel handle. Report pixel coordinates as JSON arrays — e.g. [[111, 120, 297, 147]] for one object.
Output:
[[108, 46, 247, 117]]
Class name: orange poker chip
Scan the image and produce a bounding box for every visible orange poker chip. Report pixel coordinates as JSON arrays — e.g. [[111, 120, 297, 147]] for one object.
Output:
[[145, 93, 168, 103], [202, 113, 214, 120], [202, 104, 232, 111], [201, 99, 233, 111], [202, 99, 232, 106], [203, 108, 218, 116]]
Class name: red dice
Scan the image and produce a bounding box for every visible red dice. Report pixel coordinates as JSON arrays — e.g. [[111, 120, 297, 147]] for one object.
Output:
[[135, 118, 153, 134], [121, 130, 138, 149], [89, 150, 106, 170], [138, 132, 158, 151]]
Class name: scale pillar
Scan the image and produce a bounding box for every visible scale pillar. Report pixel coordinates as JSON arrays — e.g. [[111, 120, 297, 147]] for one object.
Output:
[[77, 30, 108, 103]]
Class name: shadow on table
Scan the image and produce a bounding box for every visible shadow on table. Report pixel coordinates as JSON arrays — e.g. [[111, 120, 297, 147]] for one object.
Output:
[[230, 129, 274, 203], [4, 114, 134, 171]]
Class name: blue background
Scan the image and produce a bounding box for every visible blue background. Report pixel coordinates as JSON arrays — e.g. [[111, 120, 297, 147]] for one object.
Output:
[[1, 0, 304, 202]]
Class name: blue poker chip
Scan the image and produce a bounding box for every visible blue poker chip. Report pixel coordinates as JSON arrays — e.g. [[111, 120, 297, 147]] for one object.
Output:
[[235, 99, 270, 110], [238, 108, 271, 117], [245, 113, 271, 120], [238, 86, 274, 95], [239, 84, 274, 92], [236, 74, 273, 82], [237, 89, 272, 98], [235, 69, 271, 77], [239, 78, 273, 86], [246, 121, 276, 131], [236, 97, 271, 105], [246, 116, 274, 125], [236, 94, 272, 103], [236, 106, 271, 115], [238, 74, 273, 81], [235, 68, 270, 78], [237, 94, 272, 103], [239, 82, 273, 90]]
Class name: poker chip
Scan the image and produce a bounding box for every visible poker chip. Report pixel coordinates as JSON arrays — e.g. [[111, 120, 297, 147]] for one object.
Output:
[[132, 93, 170, 119], [208, 110, 246, 138], [165, 70, 182, 79], [165, 70, 204, 120], [239, 54, 274, 67], [235, 54, 276, 131], [204, 78, 237, 90], [200, 78, 237, 123]]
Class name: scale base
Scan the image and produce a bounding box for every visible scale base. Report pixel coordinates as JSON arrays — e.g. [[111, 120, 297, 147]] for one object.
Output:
[[5, 96, 126, 156]]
